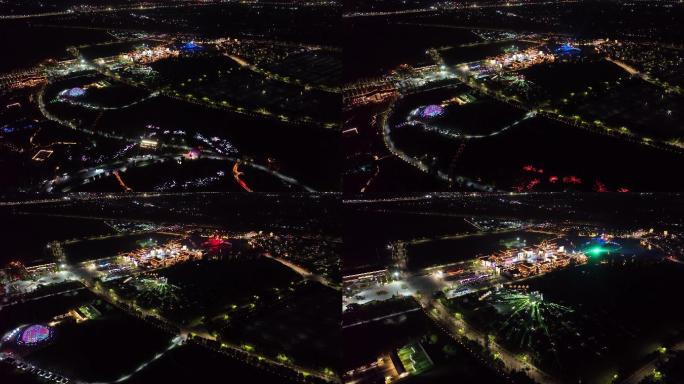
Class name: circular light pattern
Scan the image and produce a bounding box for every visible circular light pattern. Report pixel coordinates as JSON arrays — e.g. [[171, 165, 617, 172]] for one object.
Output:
[[582, 238, 621, 257], [18, 324, 52, 346]]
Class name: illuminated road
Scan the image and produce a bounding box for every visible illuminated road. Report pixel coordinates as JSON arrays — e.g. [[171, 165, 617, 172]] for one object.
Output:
[[404, 224, 528, 246], [263, 253, 338, 290], [89, 336, 184, 384], [55, 91, 159, 111], [0, 191, 303, 207], [421, 298, 559, 384], [605, 56, 683, 95], [416, 110, 536, 139], [0, 1, 215, 20], [224, 53, 340, 93], [232, 162, 253, 192], [342, 307, 422, 329], [343, 0, 581, 18], [112, 170, 133, 192], [41, 153, 316, 194], [395, 22, 567, 39], [621, 340, 684, 384]]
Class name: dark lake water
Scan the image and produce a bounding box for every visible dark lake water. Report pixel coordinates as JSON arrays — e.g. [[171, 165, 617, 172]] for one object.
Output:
[[0, 213, 114, 266], [407, 230, 554, 269], [63, 232, 179, 263], [344, 22, 481, 80], [0, 23, 114, 72]]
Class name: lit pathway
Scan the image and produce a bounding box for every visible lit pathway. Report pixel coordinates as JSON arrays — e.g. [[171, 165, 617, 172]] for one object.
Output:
[[55, 91, 159, 111], [621, 340, 684, 384], [89, 336, 184, 384], [416, 110, 535, 139], [605, 56, 682, 95], [342, 307, 422, 329]]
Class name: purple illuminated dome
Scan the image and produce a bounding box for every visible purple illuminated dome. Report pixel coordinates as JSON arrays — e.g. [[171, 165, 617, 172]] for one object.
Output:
[[419, 105, 444, 119], [67, 87, 86, 97], [18, 325, 52, 345], [59, 87, 86, 98]]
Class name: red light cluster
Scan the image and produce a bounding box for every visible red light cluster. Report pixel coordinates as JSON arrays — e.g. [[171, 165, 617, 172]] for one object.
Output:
[[562, 176, 582, 184], [522, 165, 544, 174], [527, 178, 541, 191], [594, 180, 608, 192]]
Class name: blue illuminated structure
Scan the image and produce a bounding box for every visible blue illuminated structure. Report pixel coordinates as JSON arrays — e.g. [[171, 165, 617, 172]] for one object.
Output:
[[181, 41, 202, 52], [555, 43, 581, 54]]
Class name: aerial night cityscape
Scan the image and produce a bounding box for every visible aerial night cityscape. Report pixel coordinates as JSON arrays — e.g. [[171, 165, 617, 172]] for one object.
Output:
[[343, 1, 684, 192], [1, 0, 340, 194], [1, 194, 341, 384], [343, 194, 684, 384], [1, 0, 684, 384]]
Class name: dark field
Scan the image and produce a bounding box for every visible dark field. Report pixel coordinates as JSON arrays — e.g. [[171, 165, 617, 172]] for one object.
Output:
[[232, 282, 341, 371], [153, 255, 301, 324], [390, 115, 684, 192]]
